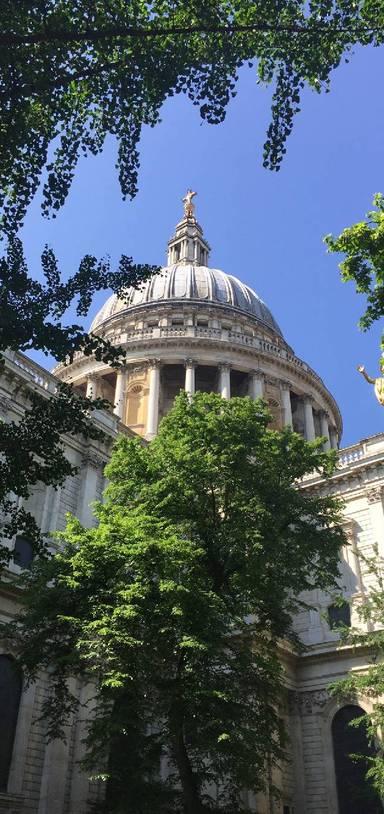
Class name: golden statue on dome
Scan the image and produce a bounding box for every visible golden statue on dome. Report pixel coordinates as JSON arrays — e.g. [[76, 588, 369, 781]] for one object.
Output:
[[183, 189, 197, 218], [357, 359, 384, 406]]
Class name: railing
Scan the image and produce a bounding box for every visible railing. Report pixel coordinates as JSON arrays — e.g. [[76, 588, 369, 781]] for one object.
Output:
[[4, 350, 57, 393], [338, 444, 365, 468]]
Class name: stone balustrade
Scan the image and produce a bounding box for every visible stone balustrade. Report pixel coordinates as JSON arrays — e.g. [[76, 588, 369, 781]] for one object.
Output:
[[52, 325, 320, 382], [338, 444, 365, 468], [4, 349, 58, 394]]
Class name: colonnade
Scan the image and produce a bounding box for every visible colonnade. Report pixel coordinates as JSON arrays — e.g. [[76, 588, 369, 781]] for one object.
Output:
[[84, 361, 337, 448]]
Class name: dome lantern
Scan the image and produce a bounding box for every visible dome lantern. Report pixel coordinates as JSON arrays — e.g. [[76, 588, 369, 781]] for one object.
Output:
[[167, 190, 210, 266]]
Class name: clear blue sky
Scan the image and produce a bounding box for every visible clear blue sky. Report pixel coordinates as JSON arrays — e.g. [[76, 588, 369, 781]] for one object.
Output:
[[20, 44, 383, 447]]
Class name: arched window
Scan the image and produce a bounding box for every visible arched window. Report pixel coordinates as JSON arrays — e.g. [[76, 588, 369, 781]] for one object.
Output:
[[126, 384, 143, 426], [0, 655, 22, 791], [332, 705, 383, 813]]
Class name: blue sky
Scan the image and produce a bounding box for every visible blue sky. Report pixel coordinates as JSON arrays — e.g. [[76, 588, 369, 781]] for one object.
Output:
[[20, 44, 383, 447]]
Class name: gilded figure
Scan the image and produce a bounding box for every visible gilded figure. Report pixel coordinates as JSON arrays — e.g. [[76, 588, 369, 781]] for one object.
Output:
[[183, 189, 197, 218], [357, 361, 384, 406]]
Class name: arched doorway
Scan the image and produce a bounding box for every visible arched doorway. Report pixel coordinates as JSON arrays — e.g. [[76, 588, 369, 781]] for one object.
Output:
[[332, 704, 383, 813]]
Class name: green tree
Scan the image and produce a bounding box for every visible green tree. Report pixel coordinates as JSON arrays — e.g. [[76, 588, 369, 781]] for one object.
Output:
[[330, 546, 384, 799], [0, 237, 158, 561], [9, 393, 346, 813], [325, 193, 384, 351], [1, 1, 383, 235], [1, 0, 382, 551]]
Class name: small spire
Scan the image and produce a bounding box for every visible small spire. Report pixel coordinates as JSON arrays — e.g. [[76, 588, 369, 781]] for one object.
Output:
[[167, 191, 211, 266]]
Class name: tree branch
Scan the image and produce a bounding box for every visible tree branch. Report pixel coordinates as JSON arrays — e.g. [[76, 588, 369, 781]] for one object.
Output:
[[0, 22, 381, 48]]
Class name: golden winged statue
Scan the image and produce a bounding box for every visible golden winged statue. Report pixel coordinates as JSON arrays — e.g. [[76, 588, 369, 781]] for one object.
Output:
[[357, 361, 384, 406], [183, 189, 197, 218]]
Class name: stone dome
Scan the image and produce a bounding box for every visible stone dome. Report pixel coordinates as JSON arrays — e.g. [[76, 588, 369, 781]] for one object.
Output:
[[90, 263, 283, 336], [53, 194, 342, 447]]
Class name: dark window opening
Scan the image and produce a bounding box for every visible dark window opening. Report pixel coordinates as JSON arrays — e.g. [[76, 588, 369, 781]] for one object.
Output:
[[13, 536, 34, 569], [0, 655, 22, 791], [332, 705, 383, 814], [231, 369, 249, 397], [328, 602, 351, 629], [195, 365, 218, 394]]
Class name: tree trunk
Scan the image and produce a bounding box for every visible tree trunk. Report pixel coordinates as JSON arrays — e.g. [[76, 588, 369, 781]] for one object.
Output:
[[170, 704, 204, 814]]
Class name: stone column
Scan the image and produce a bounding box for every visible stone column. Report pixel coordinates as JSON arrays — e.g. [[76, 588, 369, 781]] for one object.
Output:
[[367, 487, 384, 558], [145, 360, 161, 439], [249, 369, 264, 400], [85, 374, 98, 399], [280, 381, 293, 428], [68, 681, 96, 812], [218, 363, 231, 399], [113, 367, 127, 419], [38, 727, 72, 814], [329, 427, 338, 449], [184, 359, 196, 397], [76, 453, 105, 528], [319, 410, 331, 450], [303, 396, 316, 441]]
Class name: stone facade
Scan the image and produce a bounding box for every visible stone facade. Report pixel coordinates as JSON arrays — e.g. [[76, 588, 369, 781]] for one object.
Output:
[[1, 205, 383, 813]]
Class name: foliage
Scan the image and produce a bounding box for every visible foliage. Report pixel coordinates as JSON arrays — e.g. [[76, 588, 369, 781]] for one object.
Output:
[[330, 545, 384, 798], [1, 1, 384, 235], [0, 237, 158, 557], [9, 393, 346, 813], [0, 237, 157, 362], [325, 193, 384, 351]]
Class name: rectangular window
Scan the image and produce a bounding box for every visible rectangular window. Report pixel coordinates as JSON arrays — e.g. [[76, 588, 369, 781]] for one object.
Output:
[[328, 602, 351, 629], [13, 535, 34, 569]]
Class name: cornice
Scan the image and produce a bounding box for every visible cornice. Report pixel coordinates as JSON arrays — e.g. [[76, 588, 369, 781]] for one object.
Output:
[[302, 456, 384, 493]]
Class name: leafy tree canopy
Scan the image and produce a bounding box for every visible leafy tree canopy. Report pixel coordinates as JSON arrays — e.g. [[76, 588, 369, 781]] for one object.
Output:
[[0, 237, 156, 362], [9, 393, 346, 813], [1, 0, 384, 235], [325, 194, 384, 351]]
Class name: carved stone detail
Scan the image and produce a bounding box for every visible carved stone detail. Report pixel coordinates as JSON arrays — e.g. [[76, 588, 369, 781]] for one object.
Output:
[[366, 486, 383, 504], [146, 358, 162, 369], [280, 379, 292, 391], [289, 689, 329, 714], [0, 396, 12, 414], [250, 368, 265, 380], [82, 454, 106, 471]]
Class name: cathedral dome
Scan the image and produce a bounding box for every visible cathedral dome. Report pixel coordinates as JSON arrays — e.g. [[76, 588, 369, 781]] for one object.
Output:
[[53, 192, 342, 447], [90, 263, 282, 336]]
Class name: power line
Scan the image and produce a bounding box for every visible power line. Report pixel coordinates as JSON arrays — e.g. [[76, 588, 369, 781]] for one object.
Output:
[[1, 21, 383, 48]]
